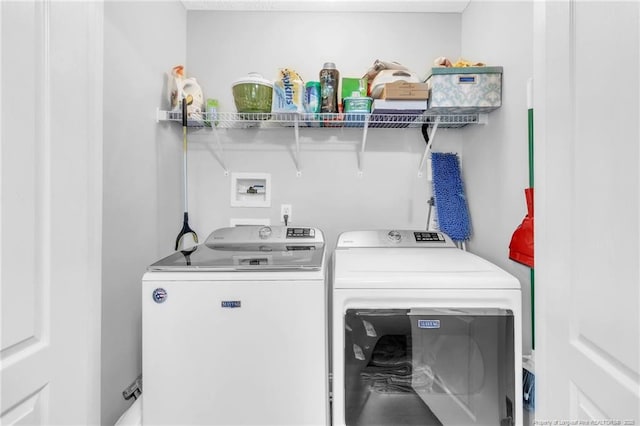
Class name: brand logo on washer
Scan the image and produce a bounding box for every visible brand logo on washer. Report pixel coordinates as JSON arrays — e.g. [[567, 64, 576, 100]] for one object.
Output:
[[221, 300, 241, 308], [152, 288, 167, 304], [418, 319, 440, 329]]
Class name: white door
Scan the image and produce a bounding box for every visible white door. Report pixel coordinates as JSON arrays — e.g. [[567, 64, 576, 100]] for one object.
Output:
[[535, 0, 640, 421], [1, 1, 103, 424]]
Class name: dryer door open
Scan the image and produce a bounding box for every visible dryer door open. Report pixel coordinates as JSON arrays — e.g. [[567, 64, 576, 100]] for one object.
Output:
[[343, 308, 515, 426]]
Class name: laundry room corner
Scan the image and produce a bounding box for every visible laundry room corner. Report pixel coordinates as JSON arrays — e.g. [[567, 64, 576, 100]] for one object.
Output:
[[101, 2, 186, 425], [459, 1, 534, 356]]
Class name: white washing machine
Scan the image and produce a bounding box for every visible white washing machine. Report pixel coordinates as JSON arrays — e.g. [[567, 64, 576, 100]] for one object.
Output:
[[142, 225, 329, 426], [331, 230, 522, 426]]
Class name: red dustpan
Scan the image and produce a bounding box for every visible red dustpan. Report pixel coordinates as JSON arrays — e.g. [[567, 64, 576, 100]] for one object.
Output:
[[509, 187, 534, 268]]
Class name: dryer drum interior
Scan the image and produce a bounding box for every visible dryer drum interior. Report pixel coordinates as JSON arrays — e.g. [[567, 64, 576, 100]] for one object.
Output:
[[343, 308, 515, 426]]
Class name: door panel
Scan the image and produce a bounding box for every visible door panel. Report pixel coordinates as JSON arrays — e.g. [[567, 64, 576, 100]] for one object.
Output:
[[535, 0, 640, 421], [1, 2, 52, 423], [570, 1, 640, 418], [0, 0, 41, 353], [570, 337, 639, 418], [570, 383, 608, 420], [1, 1, 103, 424], [1, 387, 48, 425], [572, 0, 639, 376]]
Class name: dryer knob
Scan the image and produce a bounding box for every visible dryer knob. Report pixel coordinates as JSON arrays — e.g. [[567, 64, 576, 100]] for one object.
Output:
[[387, 230, 402, 243], [259, 226, 272, 240]]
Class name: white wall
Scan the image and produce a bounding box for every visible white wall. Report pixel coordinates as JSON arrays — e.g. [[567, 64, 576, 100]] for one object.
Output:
[[460, 1, 534, 354], [102, 2, 185, 424], [184, 11, 463, 247]]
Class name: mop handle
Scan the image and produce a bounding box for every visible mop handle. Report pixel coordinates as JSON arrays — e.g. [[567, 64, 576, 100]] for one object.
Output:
[[183, 127, 188, 212], [182, 99, 188, 213]]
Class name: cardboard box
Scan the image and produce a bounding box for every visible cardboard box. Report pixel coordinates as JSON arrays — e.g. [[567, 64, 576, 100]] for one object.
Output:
[[381, 81, 429, 100], [426, 66, 502, 113]]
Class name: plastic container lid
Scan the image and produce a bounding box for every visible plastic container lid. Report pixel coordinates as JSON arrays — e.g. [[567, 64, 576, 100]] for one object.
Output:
[[232, 72, 273, 87], [344, 96, 372, 103], [429, 66, 503, 76]]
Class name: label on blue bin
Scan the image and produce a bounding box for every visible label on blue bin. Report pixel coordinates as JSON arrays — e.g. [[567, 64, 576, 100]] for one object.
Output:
[[457, 76, 477, 84], [418, 319, 441, 329]]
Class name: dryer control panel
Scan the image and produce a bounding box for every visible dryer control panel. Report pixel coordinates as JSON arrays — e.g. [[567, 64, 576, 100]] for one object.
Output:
[[337, 230, 456, 248], [413, 231, 447, 242]]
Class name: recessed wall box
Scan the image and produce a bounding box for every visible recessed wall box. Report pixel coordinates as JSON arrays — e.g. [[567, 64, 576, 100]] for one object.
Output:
[[230, 173, 271, 207]]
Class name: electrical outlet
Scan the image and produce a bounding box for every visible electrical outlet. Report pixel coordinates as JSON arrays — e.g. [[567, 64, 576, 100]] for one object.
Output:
[[280, 204, 292, 224]]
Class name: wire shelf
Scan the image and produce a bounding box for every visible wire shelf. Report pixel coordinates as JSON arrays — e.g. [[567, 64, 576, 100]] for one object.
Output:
[[156, 107, 489, 176], [157, 110, 481, 129]]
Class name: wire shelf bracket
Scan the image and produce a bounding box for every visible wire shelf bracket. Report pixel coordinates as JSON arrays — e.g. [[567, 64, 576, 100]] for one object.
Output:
[[417, 117, 440, 178], [293, 114, 302, 177], [357, 114, 370, 177]]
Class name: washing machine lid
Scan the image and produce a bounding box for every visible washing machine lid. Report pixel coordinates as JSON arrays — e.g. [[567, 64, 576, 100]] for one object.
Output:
[[333, 230, 520, 289], [148, 226, 325, 271]]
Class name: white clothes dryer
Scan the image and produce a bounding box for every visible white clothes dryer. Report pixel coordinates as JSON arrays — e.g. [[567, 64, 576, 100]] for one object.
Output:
[[142, 226, 329, 426], [331, 230, 522, 426]]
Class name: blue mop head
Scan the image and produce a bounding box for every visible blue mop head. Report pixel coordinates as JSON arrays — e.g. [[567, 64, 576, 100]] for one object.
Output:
[[431, 152, 471, 241]]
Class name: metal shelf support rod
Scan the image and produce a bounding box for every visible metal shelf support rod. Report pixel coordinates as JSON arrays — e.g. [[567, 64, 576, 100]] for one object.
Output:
[[357, 115, 370, 176], [212, 127, 229, 176], [294, 115, 301, 176], [417, 117, 441, 176]]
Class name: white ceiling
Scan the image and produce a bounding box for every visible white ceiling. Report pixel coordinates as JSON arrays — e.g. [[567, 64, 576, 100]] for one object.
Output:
[[180, 0, 471, 13]]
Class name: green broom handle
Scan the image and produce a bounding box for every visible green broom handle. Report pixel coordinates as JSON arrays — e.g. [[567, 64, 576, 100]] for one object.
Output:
[[529, 108, 534, 188], [527, 78, 535, 350]]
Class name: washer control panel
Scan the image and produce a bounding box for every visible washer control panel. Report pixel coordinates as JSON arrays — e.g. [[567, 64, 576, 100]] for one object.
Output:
[[206, 225, 323, 245], [286, 227, 315, 238]]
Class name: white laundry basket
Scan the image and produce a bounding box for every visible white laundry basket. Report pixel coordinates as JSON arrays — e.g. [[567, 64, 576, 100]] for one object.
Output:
[[114, 397, 142, 426]]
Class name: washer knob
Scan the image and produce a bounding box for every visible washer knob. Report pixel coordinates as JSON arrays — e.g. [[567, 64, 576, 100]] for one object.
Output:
[[258, 226, 272, 240], [387, 230, 402, 243]]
